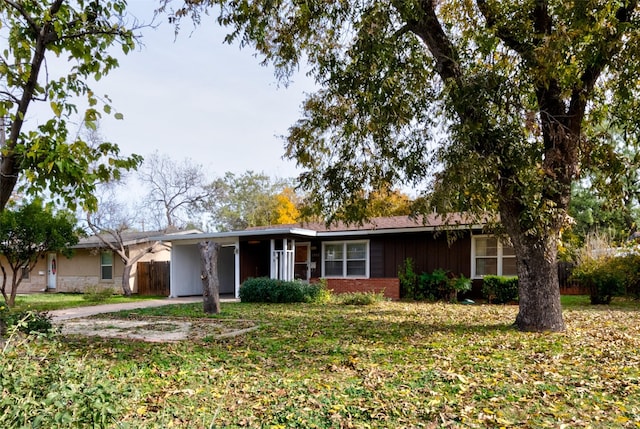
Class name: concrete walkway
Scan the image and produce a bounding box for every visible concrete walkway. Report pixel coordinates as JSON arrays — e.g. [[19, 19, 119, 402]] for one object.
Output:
[[49, 296, 237, 322]]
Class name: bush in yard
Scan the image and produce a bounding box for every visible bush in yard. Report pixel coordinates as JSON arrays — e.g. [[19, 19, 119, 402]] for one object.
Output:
[[8, 310, 56, 335], [397, 258, 418, 299], [0, 302, 9, 336], [0, 304, 55, 337], [482, 276, 519, 304], [417, 269, 471, 302], [571, 256, 628, 304], [0, 339, 131, 428], [617, 253, 640, 299], [82, 285, 114, 303], [240, 277, 328, 303]]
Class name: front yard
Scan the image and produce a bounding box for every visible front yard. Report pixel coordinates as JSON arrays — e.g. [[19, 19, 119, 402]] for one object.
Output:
[[2, 298, 639, 428]]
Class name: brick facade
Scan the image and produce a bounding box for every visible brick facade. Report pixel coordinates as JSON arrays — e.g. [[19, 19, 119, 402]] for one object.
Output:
[[318, 278, 400, 300]]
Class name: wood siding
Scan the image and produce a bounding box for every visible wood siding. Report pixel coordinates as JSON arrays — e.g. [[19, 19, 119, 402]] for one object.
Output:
[[240, 240, 272, 283], [373, 231, 472, 278], [238, 231, 473, 286]]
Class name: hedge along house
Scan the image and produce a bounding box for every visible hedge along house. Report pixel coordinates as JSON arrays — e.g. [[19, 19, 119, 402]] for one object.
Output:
[[158, 214, 516, 300]]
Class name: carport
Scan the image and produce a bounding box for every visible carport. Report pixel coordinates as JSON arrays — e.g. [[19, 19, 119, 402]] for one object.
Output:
[[156, 228, 318, 299]]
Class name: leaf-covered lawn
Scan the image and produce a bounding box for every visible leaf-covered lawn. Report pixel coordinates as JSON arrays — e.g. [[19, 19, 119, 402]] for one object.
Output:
[[5, 300, 640, 428]]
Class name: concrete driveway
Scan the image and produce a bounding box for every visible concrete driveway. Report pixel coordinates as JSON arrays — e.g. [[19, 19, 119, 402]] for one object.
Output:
[[49, 296, 205, 322], [49, 296, 250, 343]]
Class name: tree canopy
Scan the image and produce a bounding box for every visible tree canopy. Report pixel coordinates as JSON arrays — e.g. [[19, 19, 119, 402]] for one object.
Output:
[[137, 151, 212, 230], [205, 171, 300, 231], [0, 200, 78, 306], [168, 0, 640, 331], [0, 0, 143, 211]]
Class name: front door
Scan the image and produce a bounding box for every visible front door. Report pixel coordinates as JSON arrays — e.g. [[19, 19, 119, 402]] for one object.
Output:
[[47, 253, 57, 290], [294, 243, 311, 281]]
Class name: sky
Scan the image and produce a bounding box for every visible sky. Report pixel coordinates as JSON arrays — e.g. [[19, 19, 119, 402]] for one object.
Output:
[[52, 1, 317, 180]]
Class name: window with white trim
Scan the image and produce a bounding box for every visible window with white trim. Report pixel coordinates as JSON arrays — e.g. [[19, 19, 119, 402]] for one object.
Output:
[[322, 241, 369, 278], [472, 236, 517, 278], [100, 252, 113, 281]]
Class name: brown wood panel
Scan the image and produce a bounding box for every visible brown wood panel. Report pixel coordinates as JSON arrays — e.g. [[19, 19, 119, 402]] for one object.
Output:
[[137, 261, 170, 296], [240, 240, 271, 283], [374, 231, 473, 278]]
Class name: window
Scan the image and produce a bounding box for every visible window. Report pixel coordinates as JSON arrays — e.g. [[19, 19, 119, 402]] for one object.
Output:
[[322, 241, 369, 278], [472, 236, 517, 278], [21, 265, 30, 280], [100, 252, 113, 281]]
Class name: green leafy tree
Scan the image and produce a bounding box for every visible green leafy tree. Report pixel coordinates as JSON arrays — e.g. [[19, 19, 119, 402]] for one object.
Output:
[[0, 0, 144, 212], [0, 200, 79, 307], [567, 182, 636, 247], [167, 0, 640, 332], [205, 171, 298, 231], [581, 130, 640, 237]]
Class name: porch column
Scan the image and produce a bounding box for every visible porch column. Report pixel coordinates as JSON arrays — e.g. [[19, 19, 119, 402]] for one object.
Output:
[[234, 240, 240, 299], [270, 239, 276, 279]]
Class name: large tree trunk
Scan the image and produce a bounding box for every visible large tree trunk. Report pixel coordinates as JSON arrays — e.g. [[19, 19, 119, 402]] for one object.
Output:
[[121, 264, 133, 297], [199, 241, 221, 314], [501, 207, 566, 332], [512, 234, 565, 332]]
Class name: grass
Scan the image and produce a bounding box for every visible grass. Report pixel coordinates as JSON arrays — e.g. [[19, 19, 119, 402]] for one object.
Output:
[[8, 292, 164, 312], [3, 296, 640, 428]]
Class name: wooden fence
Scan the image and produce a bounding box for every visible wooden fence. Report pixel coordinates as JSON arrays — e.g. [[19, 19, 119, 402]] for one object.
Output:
[[137, 261, 170, 296], [558, 261, 589, 295]]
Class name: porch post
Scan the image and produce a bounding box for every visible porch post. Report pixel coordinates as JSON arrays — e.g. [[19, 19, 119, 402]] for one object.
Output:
[[282, 239, 288, 281], [288, 239, 295, 281], [234, 240, 240, 299], [270, 239, 276, 279]]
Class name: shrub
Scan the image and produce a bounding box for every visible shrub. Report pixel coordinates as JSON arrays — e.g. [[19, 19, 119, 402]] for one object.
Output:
[[240, 277, 328, 303], [398, 258, 418, 299], [82, 285, 114, 303], [0, 340, 131, 427], [334, 291, 386, 306], [0, 302, 9, 336], [0, 304, 55, 337], [482, 276, 519, 304], [416, 269, 471, 302], [311, 278, 333, 304], [9, 310, 55, 335], [615, 253, 640, 299], [571, 256, 627, 304]]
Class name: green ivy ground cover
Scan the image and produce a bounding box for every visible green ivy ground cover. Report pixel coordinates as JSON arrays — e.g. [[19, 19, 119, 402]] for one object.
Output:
[[2, 300, 639, 428]]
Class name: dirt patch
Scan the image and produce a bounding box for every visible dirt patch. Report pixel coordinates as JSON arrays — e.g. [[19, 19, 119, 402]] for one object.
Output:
[[58, 317, 260, 343]]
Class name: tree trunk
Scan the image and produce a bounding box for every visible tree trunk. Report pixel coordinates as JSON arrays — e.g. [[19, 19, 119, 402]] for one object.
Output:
[[8, 271, 23, 309], [0, 265, 9, 306], [121, 264, 133, 297], [502, 209, 566, 332], [513, 237, 565, 332], [199, 240, 221, 314]]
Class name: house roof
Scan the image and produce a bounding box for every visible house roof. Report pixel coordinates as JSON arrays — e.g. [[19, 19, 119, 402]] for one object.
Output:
[[73, 229, 201, 249], [247, 213, 478, 233], [155, 214, 486, 244]]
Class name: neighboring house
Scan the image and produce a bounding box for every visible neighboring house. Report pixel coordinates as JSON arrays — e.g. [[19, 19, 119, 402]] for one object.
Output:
[[15, 230, 172, 294], [0, 255, 49, 294], [157, 214, 516, 300], [58, 230, 173, 294]]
